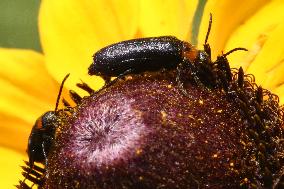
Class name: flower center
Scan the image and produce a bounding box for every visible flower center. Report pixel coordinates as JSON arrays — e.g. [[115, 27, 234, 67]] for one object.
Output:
[[66, 96, 149, 167]]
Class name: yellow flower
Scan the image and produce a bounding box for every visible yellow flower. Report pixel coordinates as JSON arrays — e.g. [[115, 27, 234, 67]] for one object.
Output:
[[198, 0, 284, 101], [1, 0, 284, 188]]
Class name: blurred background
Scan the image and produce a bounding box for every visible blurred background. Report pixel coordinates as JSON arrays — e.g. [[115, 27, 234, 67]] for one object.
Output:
[[0, 1, 41, 187], [0, 0, 41, 51]]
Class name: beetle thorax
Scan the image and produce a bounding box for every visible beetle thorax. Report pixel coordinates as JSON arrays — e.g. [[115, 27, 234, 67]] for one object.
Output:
[[182, 41, 198, 62]]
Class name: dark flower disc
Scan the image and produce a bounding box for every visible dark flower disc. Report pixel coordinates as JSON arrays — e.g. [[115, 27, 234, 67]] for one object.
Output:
[[43, 68, 284, 189]]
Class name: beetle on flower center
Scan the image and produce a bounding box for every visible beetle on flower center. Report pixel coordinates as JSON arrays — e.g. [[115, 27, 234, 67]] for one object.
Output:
[[88, 14, 247, 93]]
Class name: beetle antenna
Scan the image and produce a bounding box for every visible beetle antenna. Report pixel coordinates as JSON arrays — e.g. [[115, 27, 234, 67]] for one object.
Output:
[[204, 13, 212, 45], [55, 73, 70, 111], [223, 47, 248, 57]]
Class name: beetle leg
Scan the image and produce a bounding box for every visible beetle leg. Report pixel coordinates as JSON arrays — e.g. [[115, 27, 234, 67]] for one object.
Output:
[[69, 90, 82, 104], [183, 59, 205, 88], [16, 181, 31, 189], [24, 161, 45, 174], [76, 81, 95, 95], [176, 62, 193, 98], [102, 75, 111, 85], [97, 69, 133, 93], [20, 163, 32, 186], [21, 159, 36, 185], [61, 99, 75, 114], [19, 161, 45, 188], [62, 98, 71, 107]]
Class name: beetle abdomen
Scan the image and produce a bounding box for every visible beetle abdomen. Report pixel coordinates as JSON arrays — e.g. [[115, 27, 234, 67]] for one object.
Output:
[[89, 36, 183, 76]]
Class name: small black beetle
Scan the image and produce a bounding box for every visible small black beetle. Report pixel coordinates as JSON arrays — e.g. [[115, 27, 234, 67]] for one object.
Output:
[[88, 36, 198, 83], [88, 16, 214, 82], [20, 74, 70, 187], [88, 35, 201, 96], [27, 112, 59, 166], [27, 74, 69, 166]]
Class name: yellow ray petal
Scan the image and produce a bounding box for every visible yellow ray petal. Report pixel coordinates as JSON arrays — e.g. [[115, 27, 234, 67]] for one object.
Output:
[[224, 0, 284, 71], [0, 48, 61, 154], [39, 0, 139, 91], [241, 21, 284, 89], [0, 48, 60, 124], [273, 84, 284, 105], [0, 113, 30, 153], [0, 147, 26, 188], [139, 0, 198, 40], [198, 0, 269, 58]]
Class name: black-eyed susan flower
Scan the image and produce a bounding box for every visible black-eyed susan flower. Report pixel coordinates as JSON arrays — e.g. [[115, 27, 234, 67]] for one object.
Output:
[[1, 0, 284, 188]]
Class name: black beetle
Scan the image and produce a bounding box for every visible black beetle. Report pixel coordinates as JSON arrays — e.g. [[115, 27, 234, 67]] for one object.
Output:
[[27, 74, 70, 165], [88, 14, 247, 92], [19, 74, 70, 188], [27, 74, 69, 166], [88, 36, 198, 81], [27, 112, 59, 166]]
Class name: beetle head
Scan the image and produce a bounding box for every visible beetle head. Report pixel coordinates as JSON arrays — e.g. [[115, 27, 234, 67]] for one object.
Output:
[[88, 61, 104, 77], [26, 74, 70, 166]]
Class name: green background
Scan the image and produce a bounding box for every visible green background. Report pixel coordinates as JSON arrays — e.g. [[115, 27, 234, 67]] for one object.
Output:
[[0, 0, 41, 52]]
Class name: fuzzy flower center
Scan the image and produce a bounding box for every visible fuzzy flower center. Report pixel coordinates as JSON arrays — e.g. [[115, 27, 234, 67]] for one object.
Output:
[[64, 96, 150, 167]]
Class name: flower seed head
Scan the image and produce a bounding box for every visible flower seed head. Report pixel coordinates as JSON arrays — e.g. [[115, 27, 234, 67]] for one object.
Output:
[[43, 67, 284, 189]]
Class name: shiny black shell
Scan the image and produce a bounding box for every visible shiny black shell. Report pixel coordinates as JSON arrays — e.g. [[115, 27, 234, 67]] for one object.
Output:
[[28, 111, 57, 164], [88, 36, 184, 77]]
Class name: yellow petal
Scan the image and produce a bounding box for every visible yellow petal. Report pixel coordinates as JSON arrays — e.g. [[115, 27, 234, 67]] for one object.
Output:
[[0, 48, 61, 153], [273, 84, 284, 105], [139, 0, 198, 40], [39, 0, 139, 91], [198, 0, 270, 58], [245, 21, 284, 89], [0, 48, 59, 124], [225, 0, 284, 71], [0, 113, 30, 153], [0, 147, 26, 188], [226, 19, 284, 90]]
